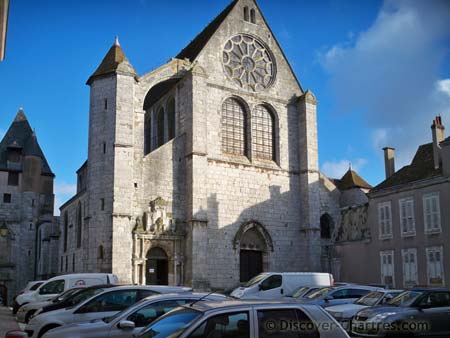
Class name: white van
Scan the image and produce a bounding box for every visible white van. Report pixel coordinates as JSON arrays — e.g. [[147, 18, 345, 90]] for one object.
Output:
[[231, 272, 334, 299], [15, 273, 119, 307]]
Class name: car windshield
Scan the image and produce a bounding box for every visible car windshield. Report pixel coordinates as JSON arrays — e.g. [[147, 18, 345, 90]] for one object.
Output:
[[30, 282, 43, 291], [291, 286, 310, 298], [66, 288, 105, 308], [137, 308, 201, 338], [355, 291, 384, 306], [53, 288, 80, 303], [306, 287, 332, 299], [388, 291, 423, 307], [243, 274, 266, 287], [103, 298, 149, 323]]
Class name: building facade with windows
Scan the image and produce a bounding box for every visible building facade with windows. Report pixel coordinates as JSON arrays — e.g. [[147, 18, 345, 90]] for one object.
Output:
[[58, 0, 339, 289], [0, 109, 59, 305], [334, 117, 450, 288]]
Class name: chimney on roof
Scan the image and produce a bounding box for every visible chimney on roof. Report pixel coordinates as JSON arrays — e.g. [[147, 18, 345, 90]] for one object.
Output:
[[383, 147, 395, 179], [431, 116, 445, 169]]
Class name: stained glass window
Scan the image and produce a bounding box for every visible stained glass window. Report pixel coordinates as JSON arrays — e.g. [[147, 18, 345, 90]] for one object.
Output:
[[252, 105, 274, 160], [222, 98, 247, 156]]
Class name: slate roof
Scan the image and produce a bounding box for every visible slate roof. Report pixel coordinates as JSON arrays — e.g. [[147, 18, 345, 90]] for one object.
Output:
[[0, 109, 53, 176], [175, 0, 238, 61], [87, 39, 138, 85], [371, 143, 442, 193], [333, 169, 373, 191]]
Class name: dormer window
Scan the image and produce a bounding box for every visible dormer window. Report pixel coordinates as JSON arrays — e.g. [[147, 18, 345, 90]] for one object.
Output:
[[7, 144, 22, 163]]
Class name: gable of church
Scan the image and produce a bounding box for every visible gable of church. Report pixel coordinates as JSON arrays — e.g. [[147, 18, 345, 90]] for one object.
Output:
[[177, 0, 304, 100]]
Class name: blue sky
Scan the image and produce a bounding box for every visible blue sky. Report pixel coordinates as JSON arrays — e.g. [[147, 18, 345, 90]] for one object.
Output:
[[1, 0, 449, 214]]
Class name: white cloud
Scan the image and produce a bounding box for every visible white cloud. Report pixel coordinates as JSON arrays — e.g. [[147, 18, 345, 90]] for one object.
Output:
[[322, 158, 368, 179], [54, 181, 77, 215], [437, 79, 450, 98], [319, 0, 450, 169]]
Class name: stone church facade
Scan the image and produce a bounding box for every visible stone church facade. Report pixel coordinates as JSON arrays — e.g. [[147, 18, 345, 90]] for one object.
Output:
[[60, 0, 337, 289]]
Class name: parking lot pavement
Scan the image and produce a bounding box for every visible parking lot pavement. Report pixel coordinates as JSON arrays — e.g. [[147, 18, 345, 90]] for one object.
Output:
[[0, 306, 20, 336]]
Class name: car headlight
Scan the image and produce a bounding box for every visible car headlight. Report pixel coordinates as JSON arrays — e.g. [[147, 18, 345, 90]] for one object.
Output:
[[369, 312, 397, 322]]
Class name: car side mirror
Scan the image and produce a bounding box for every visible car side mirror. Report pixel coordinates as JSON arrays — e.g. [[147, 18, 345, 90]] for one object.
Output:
[[324, 296, 333, 302], [259, 284, 265, 291], [119, 320, 136, 330]]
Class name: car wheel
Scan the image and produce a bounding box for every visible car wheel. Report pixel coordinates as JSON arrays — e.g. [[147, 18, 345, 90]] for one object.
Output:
[[37, 324, 60, 338], [25, 310, 36, 324]]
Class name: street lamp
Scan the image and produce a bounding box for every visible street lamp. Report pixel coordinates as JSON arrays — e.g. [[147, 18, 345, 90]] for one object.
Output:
[[0, 222, 9, 237]]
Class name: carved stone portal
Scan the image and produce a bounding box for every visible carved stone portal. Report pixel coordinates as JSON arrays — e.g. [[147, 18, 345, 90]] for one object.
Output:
[[133, 197, 180, 235]]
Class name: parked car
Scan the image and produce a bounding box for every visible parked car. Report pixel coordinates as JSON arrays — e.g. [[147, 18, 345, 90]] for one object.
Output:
[[325, 289, 403, 332], [12, 280, 46, 314], [231, 272, 334, 299], [296, 285, 383, 307], [352, 288, 450, 337], [24, 285, 192, 338], [15, 273, 119, 309], [44, 292, 228, 338], [17, 284, 117, 324], [17, 287, 83, 323], [285, 286, 321, 300], [135, 299, 350, 338]]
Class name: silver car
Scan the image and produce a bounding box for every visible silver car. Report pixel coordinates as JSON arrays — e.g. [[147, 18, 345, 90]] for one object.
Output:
[[16, 287, 82, 323], [325, 289, 403, 332], [24, 285, 192, 338], [136, 299, 350, 338], [44, 292, 227, 338]]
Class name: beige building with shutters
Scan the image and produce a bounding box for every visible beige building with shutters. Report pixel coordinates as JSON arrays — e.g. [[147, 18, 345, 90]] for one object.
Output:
[[334, 116, 450, 288]]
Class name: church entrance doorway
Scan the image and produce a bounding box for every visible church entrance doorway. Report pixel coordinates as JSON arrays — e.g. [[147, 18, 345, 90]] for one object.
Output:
[[240, 250, 263, 282], [146, 247, 169, 285]]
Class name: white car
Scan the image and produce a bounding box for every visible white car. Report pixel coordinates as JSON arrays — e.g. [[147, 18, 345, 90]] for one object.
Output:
[[44, 292, 228, 338], [16, 287, 83, 323], [231, 272, 334, 299], [24, 285, 192, 338], [325, 289, 403, 331], [16, 273, 119, 308], [12, 281, 46, 314]]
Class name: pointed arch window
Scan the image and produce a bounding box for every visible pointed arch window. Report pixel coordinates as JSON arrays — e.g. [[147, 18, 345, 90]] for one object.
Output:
[[252, 105, 274, 160], [167, 98, 176, 140], [221, 98, 247, 156], [156, 107, 165, 148], [76, 203, 82, 248]]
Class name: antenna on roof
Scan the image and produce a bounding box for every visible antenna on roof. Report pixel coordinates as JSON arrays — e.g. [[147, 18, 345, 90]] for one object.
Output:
[[189, 291, 215, 307], [349, 162, 352, 171]]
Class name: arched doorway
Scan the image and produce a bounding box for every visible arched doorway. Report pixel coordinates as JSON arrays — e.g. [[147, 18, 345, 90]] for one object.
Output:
[[234, 222, 273, 283], [146, 247, 169, 285], [320, 213, 334, 239]]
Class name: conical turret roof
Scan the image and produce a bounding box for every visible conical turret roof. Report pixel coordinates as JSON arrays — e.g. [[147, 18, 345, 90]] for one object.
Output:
[[86, 37, 138, 85], [0, 108, 53, 175]]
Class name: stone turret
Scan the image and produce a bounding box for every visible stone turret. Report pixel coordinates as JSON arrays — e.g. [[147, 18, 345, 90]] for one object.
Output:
[[85, 38, 137, 281]]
